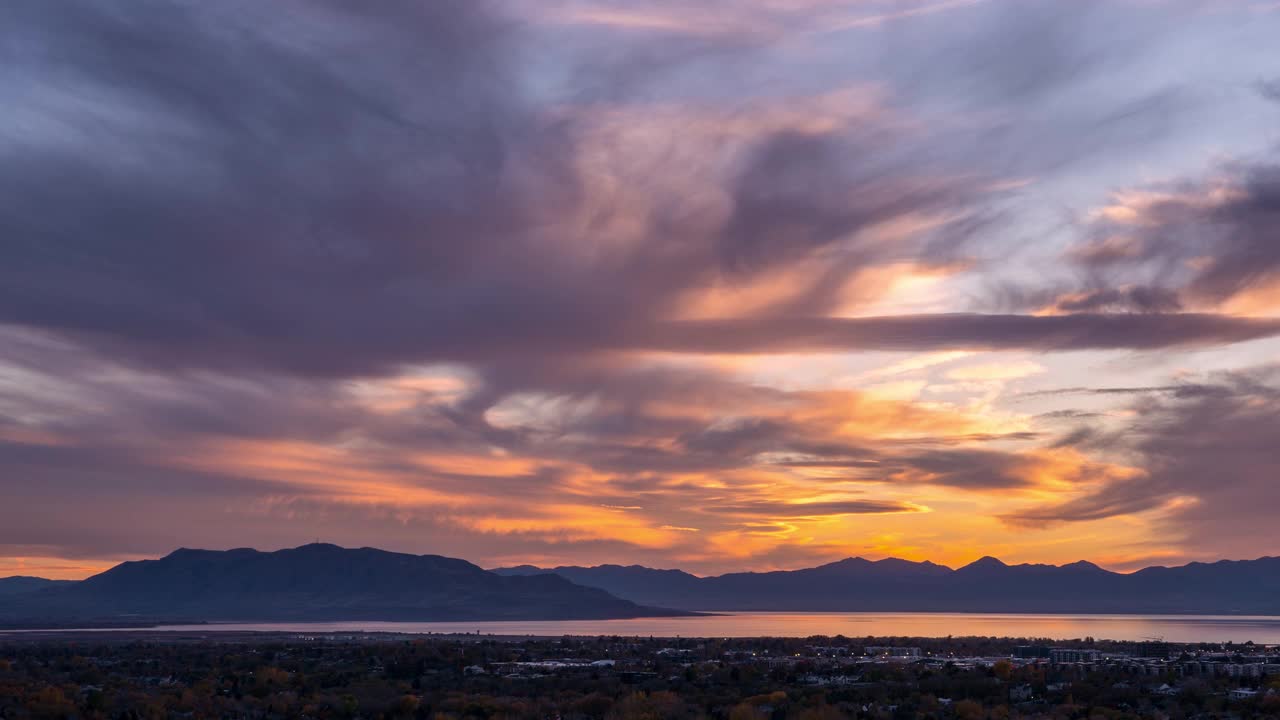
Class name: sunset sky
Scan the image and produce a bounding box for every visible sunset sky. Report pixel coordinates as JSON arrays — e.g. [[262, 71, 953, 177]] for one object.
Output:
[[3, 0, 1280, 580]]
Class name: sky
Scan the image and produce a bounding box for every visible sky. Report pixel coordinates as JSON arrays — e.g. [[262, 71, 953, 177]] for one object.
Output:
[[2, 0, 1280, 580]]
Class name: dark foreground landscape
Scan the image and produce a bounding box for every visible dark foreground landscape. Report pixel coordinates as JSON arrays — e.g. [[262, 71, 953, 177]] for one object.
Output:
[[2, 632, 1278, 719], [5, 546, 1280, 717]]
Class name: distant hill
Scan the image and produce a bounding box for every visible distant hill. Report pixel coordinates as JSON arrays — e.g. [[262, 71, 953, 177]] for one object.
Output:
[[496, 564, 708, 608], [494, 555, 1280, 614], [0, 576, 74, 596], [0, 544, 689, 626], [7, 547, 1277, 626]]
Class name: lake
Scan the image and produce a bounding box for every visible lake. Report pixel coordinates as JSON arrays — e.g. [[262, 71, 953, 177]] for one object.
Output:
[[40, 612, 1280, 643]]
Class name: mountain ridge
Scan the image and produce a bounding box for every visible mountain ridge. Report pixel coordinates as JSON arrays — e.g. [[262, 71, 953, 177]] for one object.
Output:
[[6, 549, 1279, 621], [0, 544, 693, 626], [492, 555, 1280, 614], [492, 553, 1280, 578], [0, 576, 75, 596]]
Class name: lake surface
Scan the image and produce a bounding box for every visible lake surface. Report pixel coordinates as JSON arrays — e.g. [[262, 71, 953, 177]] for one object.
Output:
[[41, 613, 1280, 643]]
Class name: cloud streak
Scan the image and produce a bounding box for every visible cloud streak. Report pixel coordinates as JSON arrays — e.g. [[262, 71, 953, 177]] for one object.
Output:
[[1006, 366, 1280, 560]]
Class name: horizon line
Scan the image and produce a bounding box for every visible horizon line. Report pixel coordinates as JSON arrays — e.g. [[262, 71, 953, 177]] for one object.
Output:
[[5, 542, 1276, 582]]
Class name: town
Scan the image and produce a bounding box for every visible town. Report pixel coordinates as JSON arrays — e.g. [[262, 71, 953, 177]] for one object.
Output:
[[2, 633, 1278, 719]]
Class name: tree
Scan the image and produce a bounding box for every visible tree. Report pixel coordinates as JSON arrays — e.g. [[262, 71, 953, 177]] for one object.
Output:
[[392, 694, 420, 717], [954, 699, 983, 720], [609, 691, 688, 720], [792, 705, 846, 720], [340, 693, 359, 718], [29, 686, 77, 720]]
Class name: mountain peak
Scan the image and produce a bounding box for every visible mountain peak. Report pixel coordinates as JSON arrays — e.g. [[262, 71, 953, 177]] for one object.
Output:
[[162, 547, 215, 560], [822, 556, 873, 568], [961, 556, 1008, 571], [874, 557, 924, 567], [0, 576, 74, 597], [291, 542, 346, 553]]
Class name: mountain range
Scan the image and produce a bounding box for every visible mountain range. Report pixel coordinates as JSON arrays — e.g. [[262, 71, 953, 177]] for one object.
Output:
[[0, 544, 688, 626], [494, 555, 1280, 615], [4, 547, 1278, 628], [0, 576, 73, 596]]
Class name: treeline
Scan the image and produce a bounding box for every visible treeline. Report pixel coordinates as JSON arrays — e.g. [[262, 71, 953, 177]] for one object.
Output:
[[1, 636, 1278, 719]]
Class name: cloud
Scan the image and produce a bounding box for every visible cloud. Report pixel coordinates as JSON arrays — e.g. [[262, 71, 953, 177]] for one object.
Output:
[[2, 0, 1279, 574], [707, 499, 927, 519], [1018, 384, 1204, 399], [1046, 286, 1183, 314], [946, 359, 1045, 381], [0, 323, 1088, 566], [1005, 365, 1280, 557], [0, 0, 1020, 379], [1258, 77, 1280, 103], [536, 0, 992, 41], [1030, 160, 1280, 316], [888, 448, 1042, 488], [643, 313, 1280, 354], [0, 0, 1240, 379]]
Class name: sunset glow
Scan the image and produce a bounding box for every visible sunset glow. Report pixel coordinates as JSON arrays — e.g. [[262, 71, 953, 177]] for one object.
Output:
[[3, 0, 1280, 581]]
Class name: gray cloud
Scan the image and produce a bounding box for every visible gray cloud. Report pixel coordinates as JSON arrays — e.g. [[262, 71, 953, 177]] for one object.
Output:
[[644, 313, 1280, 354], [892, 448, 1038, 489], [1036, 160, 1280, 315], [707, 500, 923, 519], [2, 0, 1279, 571], [1258, 78, 1280, 104], [0, 0, 1253, 381], [1051, 286, 1183, 314], [1006, 365, 1280, 556], [0, 0, 999, 378], [1018, 384, 1207, 399]]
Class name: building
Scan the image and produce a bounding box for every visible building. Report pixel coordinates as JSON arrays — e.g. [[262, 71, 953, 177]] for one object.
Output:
[[1051, 648, 1100, 663], [1015, 645, 1051, 659], [865, 646, 922, 658], [1137, 642, 1170, 659], [1183, 661, 1270, 678], [1225, 663, 1266, 678], [1010, 684, 1034, 702]]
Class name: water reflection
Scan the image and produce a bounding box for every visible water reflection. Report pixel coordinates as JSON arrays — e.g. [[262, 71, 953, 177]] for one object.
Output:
[[103, 613, 1280, 643]]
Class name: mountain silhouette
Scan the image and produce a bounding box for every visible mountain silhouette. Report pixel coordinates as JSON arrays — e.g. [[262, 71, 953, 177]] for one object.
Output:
[[494, 555, 1280, 614], [0, 576, 73, 596], [7, 547, 1279, 624], [0, 544, 689, 625]]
